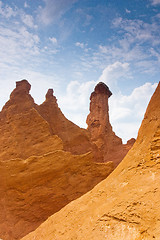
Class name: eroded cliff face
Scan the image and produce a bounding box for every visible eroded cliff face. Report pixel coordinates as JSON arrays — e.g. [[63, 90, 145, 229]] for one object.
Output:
[[0, 80, 115, 240], [22, 82, 160, 240], [87, 82, 134, 166]]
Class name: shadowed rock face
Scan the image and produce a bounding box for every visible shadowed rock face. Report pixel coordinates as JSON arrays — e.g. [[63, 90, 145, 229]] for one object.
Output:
[[21, 82, 160, 240], [87, 82, 133, 166]]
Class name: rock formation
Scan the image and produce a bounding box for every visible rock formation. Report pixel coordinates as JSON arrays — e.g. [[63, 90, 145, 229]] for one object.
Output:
[[0, 80, 115, 240], [0, 80, 63, 161], [87, 82, 134, 165], [36, 88, 95, 155], [22, 82, 160, 240], [0, 80, 96, 161]]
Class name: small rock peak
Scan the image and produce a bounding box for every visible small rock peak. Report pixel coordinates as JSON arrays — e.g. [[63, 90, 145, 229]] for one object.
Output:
[[2, 80, 34, 113], [45, 89, 56, 101], [9, 80, 32, 100], [15, 79, 31, 93], [91, 82, 112, 99], [127, 138, 136, 145]]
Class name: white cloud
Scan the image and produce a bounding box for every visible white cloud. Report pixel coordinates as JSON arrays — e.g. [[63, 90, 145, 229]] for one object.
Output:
[[125, 9, 131, 13], [0, 1, 17, 18], [0, 21, 40, 68], [109, 82, 158, 142], [75, 42, 85, 48], [21, 14, 36, 29], [98, 61, 130, 91], [93, 16, 160, 78], [58, 80, 95, 111], [112, 17, 160, 46], [24, 2, 29, 8], [49, 37, 57, 44], [150, 0, 160, 5], [38, 0, 78, 25], [57, 80, 96, 127]]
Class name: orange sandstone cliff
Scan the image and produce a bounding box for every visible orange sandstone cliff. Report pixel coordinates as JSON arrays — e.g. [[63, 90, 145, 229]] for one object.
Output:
[[22, 82, 160, 240], [0, 80, 115, 240]]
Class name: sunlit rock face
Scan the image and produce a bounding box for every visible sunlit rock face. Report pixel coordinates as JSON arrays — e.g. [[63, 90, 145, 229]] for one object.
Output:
[[87, 82, 134, 166], [22, 82, 160, 240]]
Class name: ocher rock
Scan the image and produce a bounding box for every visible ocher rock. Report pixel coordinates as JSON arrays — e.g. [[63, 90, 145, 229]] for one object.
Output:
[[0, 150, 114, 240], [0, 80, 63, 161], [87, 82, 133, 166], [0, 80, 135, 240], [0, 80, 115, 240], [22, 82, 160, 240]]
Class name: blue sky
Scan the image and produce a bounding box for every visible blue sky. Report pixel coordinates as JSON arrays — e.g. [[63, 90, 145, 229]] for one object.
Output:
[[0, 0, 160, 142]]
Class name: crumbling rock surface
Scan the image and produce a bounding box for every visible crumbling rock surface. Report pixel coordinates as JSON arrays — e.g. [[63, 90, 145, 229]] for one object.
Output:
[[22, 82, 160, 240], [87, 82, 133, 166]]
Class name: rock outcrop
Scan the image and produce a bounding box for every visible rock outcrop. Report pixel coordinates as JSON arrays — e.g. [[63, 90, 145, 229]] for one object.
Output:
[[87, 82, 134, 165], [22, 82, 160, 240], [0, 80, 115, 240]]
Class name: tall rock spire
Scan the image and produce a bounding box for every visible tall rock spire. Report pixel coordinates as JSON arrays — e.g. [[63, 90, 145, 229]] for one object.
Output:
[[87, 82, 128, 165]]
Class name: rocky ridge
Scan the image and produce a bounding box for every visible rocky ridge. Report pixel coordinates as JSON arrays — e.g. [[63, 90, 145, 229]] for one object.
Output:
[[22, 82, 160, 240]]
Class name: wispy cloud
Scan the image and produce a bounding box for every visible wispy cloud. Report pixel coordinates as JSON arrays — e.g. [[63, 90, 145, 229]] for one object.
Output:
[[125, 9, 131, 14], [24, 1, 29, 8], [150, 0, 160, 5], [21, 13, 37, 29], [75, 42, 87, 49], [49, 37, 58, 44], [0, 1, 17, 18], [38, 0, 78, 25]]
